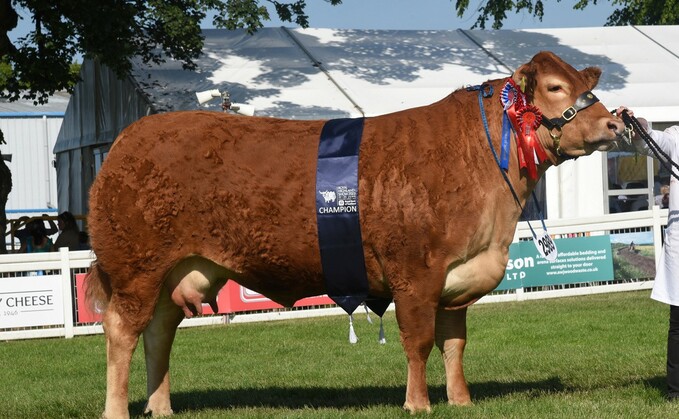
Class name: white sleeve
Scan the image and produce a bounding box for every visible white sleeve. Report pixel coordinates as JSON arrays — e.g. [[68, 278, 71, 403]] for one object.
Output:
[[633, 125, 679, 160]]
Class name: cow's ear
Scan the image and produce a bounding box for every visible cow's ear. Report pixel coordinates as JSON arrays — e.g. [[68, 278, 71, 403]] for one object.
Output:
[[580, 67, 601, 90], [512, 63, 537, 99]]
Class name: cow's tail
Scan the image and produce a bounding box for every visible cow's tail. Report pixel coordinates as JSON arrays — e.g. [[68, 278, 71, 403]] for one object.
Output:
[[85, 260, 112, 315]]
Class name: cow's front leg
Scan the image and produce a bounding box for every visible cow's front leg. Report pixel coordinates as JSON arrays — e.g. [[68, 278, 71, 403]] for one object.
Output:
[[394, 295, 438, 413], [435, 307, 472, 406], [143, 288, 185, 416]]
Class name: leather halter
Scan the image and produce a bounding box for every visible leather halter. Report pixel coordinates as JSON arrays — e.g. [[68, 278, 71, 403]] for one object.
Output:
[[540, 90, 600, 157]]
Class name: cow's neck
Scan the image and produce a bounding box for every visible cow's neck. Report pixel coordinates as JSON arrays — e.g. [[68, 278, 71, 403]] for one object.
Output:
[[535, 129, 563, 166], [458, 78, 549, 214]]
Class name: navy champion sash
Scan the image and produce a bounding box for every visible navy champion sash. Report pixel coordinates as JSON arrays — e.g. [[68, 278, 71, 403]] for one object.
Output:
[[315, 118, 391, 316]]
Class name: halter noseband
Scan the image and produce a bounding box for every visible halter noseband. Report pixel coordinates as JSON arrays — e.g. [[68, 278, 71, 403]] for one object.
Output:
[[540, 91, 600, 156]]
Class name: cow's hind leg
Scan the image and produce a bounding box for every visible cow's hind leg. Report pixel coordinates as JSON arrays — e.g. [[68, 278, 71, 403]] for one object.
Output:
[[435, 307, 472, 406], [103, 290, 157, 419], [142, 256, 230, 416], [394, 293, 438, 413], [143, 289, 184, 416]]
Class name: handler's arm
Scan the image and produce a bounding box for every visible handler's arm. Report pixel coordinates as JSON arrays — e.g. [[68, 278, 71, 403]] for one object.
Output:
[[633, 124, 679, 160], [615, 107, 678, 158]]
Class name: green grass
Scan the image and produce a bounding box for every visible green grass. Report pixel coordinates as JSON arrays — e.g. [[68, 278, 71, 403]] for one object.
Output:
[[2, 290, 678, 418]]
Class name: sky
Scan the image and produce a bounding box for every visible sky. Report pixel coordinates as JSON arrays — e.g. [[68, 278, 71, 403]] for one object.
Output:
[[8, 1, 618, 42], [252, 0, 617, 30]]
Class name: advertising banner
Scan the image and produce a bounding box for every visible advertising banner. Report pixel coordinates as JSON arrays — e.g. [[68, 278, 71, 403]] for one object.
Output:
[[75, 273, 102, 323], [0, 275, 64, 328], [215, 281, 335, 314], [496, 235, 614, 291]]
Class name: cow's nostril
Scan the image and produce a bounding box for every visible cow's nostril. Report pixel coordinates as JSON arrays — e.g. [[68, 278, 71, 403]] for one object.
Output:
[[609, 119, 624, 134]]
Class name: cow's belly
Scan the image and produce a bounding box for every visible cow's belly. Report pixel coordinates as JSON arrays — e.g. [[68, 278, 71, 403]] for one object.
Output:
[[163, 254, 328, 315], [439, 247, 509, 309]]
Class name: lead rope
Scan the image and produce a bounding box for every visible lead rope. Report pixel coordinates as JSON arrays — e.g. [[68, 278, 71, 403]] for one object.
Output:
[[620, 110, 679, 182]]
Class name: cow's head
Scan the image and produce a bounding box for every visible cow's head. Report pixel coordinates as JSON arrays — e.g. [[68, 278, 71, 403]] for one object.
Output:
[[513, 51, 625, 160]]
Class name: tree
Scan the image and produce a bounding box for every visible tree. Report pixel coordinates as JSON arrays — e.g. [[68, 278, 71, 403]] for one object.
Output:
[[0, 0, 340, 105], [0, 0, 342, 249], [455, 0, 679, 29]]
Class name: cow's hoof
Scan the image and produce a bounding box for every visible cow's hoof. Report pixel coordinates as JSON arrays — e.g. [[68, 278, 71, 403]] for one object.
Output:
[[402, 402, 432, 414], [101, 411, 130, 419], [143, 405, 173, 417], [449, 398, 473, 407]]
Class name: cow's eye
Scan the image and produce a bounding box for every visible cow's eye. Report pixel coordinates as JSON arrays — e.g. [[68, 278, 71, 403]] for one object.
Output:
[[548, 85, 562, 92]]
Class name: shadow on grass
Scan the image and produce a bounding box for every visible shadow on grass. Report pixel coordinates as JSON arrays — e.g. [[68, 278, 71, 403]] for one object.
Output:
[[470, 376, 568, 401], [128, 377, 574, 415], [642, 375, 666, 394]]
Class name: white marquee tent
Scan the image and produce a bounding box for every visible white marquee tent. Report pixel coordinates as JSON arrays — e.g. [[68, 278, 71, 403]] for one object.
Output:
[[54, 25, 679, 219]]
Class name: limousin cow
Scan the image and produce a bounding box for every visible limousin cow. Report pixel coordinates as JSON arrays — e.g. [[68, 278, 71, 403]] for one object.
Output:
[[86, 51, 626, 418]]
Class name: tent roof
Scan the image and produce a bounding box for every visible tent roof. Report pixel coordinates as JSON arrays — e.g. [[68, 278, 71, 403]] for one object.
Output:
[[0, 92, 69, 116], [127, 25, 679, 122]]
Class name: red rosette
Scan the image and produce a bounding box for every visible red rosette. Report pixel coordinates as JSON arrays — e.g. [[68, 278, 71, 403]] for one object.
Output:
[[516, 104, 548, 174], [516, 104, 542, 129]]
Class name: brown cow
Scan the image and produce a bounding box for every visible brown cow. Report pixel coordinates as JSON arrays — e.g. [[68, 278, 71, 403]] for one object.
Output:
[[86, 51, 626, 418]]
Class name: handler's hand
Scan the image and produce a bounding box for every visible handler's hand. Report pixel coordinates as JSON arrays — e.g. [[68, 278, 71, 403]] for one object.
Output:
[[615, 106, 634, 118], [616, 106, 649, 139]]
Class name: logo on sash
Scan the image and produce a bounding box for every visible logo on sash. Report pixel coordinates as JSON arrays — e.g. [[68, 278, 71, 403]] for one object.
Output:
[[318, 186, 358, 214]]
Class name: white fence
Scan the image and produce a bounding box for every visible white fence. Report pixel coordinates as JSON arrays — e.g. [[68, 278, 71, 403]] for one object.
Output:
[[0, 207, 667, 341]]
